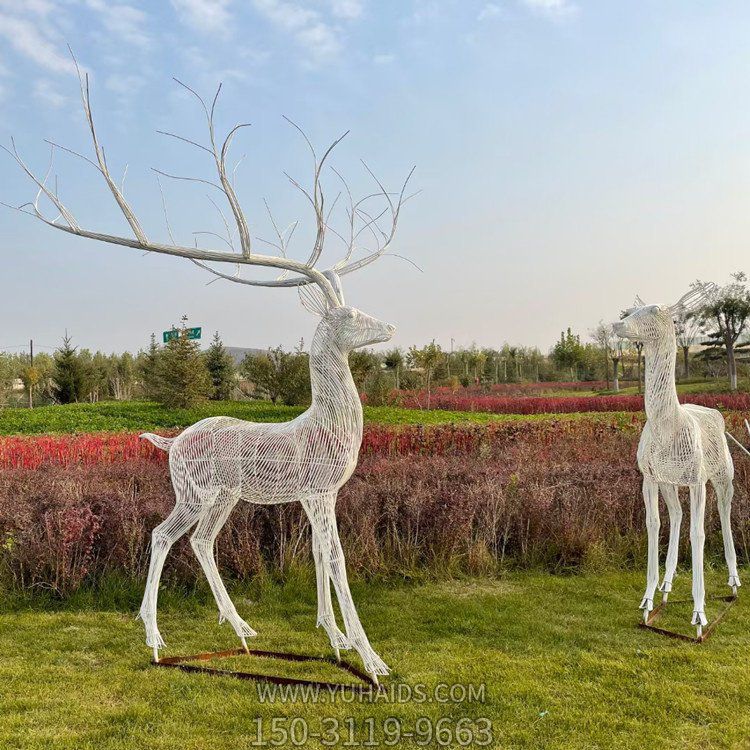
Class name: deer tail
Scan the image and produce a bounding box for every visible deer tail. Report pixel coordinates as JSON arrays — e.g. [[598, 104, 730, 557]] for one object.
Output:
[[140, 433, 176, 452]]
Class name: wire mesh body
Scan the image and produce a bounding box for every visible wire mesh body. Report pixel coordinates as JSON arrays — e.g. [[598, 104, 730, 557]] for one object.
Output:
[[3, 59, 415, 681], [614, 289, 740, 634], [139, 305, 395, 680]]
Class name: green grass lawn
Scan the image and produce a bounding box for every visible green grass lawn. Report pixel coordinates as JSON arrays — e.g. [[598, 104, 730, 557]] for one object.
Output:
[[2, 569, 750, 749], [0, 400, 637, 435]]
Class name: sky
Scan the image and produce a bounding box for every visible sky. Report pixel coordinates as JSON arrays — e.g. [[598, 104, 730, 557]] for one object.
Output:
[[0, 0, 748, 357]]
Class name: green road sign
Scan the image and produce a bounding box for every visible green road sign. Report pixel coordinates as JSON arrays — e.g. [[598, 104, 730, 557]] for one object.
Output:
[[163, 327, 202, 343]]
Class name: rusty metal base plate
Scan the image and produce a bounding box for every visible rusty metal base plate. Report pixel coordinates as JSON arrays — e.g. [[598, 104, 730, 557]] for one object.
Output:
[[639, 594, 737, 643], [152, 647, 379, 694]]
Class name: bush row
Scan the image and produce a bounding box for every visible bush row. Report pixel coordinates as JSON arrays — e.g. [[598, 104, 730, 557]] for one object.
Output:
[[3, 417, 750, 594], [397, 389, 750, 414]]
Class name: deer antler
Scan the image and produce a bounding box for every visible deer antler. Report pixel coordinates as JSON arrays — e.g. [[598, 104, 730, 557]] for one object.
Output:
[[669, 281, 718, 315], [2, 51, 415, 309]]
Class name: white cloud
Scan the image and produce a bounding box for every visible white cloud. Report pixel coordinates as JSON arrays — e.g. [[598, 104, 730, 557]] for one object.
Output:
[[33, 78, 68, 108], [521, 0, 576, 17], [85, 0, 151, 47], [105, 73, 147, 96], [0, 13, 77, 75], [477, 3, 502, 21], [406, 0, 439, 26], [296, 22, 340, 59], [253, 0, 342, 62], [171, 0, 232, 33], [329, 0, 363, 20], [254, 0, 315, 30], [372, 53, 395, 65]]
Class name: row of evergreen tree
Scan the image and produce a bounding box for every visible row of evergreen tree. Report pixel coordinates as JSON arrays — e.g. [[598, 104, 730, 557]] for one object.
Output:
[[0, 324, 236, 409]]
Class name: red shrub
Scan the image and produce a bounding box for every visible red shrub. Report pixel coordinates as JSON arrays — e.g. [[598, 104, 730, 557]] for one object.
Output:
[[396, 389, 750, 415], [3, 416, 750, 593], [0, 432, 173, 470]]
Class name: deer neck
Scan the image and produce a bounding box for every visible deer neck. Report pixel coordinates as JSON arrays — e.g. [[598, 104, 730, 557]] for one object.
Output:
[[308, 318, 362, 438], [643, 326, 680, 434]]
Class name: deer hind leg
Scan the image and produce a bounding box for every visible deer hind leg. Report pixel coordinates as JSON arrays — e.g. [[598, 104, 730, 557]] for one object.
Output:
[[303, 493, 389, 682], [712, 476, 741, 594], [640, 479, 660, 621], [190, 489, 256, 651], [659, 484, 682, 603], [312, 530, 350, 659], [138, 498, 204, 661], [689, 483, 708, 635]]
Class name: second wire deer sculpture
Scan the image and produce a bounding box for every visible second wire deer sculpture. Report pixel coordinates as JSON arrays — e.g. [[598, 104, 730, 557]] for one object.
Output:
[[614, 284, 740, 638]]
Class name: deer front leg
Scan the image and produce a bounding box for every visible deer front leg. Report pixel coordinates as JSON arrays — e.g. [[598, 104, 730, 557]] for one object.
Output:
[[139, 501, 204, 661], [312, 531, 350, 659], [190, 490, 256, 651], [690, 483, 708, 636], [640, 479, 660, 621], [303, 494, 389, 682], [659, 484, 682, 603]]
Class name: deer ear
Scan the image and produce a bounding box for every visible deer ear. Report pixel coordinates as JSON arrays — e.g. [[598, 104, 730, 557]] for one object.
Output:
[[298, 283, 329, 317], [323, 270, 345, 306]]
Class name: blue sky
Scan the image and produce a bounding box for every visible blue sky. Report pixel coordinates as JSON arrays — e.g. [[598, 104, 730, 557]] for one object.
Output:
[[0, 0, 748, 355]]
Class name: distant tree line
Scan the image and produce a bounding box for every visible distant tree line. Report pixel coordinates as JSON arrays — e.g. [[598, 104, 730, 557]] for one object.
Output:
[[2, 272, 749, 410], [0, 321, 236, 410]]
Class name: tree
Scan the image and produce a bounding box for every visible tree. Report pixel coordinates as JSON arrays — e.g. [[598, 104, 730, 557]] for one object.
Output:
[[675, 308, 698, 381], [109, 352, 136, 401], [0, 353, 18, 406], [693, 273, 750, 390], [466, 346, 486, 384], [552, 328, 585, 379], [204, 332, 235, 401], [151, 319, 212, 408], [590, 322, 612, 389], [407, 340, 443, 409], [139, 334, 161, 400], [52, 334, 89, 404], [610, 336, 624, 392], [383, 348, 403, 389], [348, 350, 380, 392], [241, 343, 310, 406]]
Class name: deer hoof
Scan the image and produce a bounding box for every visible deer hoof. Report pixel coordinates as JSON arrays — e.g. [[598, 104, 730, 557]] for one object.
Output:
[[640, 597, 653, 621]]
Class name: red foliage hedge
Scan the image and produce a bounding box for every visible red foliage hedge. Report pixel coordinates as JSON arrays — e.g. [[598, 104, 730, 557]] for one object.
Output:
[[3, 417, 750, 594], [397, 388, 750, 415]]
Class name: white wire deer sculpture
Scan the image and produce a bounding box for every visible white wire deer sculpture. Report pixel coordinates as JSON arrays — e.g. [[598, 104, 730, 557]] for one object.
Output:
[[3, 56, 415, 682], [613, 284, 741, 638]]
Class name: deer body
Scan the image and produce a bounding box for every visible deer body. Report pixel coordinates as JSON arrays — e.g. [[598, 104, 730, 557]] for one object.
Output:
[[139, 304, 395, 680], [615, 294, 740, 636], [156, 314, 369, 505], [637, 329, 731, 487]]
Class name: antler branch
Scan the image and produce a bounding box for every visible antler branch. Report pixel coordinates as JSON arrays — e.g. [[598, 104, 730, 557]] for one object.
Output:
[[3, 51, 415, 308]]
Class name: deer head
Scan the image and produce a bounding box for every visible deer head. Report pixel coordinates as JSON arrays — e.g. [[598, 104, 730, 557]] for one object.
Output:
[[300, 270, 395, 353], [2, 52, 415, 321], [613, 283, 716, 343]]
